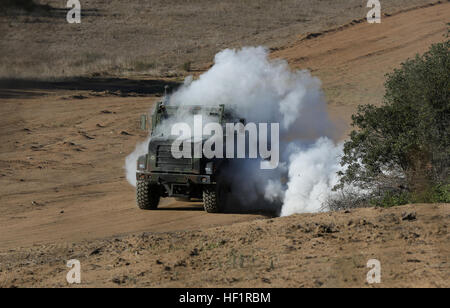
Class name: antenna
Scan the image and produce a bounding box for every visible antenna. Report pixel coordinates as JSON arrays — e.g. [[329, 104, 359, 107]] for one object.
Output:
[[164, 85, 169, 97], [162, 85, 170, 105]]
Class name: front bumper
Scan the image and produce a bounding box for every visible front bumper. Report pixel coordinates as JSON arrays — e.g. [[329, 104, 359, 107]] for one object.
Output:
[[136, 172, 213, 185]]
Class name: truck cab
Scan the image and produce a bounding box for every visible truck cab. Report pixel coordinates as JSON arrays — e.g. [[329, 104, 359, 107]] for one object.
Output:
[[136, 102, 237, 213]]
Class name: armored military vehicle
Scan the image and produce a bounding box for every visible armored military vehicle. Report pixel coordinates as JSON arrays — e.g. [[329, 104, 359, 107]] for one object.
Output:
[[136, 101, 241, 213]]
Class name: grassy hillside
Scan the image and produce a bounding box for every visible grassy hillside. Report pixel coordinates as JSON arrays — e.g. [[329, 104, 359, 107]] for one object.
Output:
[[0, 0, 439, 78]]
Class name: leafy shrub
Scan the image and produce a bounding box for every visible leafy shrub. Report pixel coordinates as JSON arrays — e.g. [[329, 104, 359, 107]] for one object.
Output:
[[369, 190, 410, 208], [414, 183, 450, 203], [335, 38, 449, 203]]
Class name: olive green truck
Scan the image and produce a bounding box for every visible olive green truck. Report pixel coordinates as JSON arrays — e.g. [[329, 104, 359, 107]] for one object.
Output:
[[136, 102, 240, 213]]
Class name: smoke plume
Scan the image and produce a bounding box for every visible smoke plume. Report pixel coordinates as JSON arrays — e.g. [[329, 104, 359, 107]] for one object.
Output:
[[126, 46, 346, 215]]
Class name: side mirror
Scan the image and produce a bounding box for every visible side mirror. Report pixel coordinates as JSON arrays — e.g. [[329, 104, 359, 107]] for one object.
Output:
[[140, 114, 148, 131]]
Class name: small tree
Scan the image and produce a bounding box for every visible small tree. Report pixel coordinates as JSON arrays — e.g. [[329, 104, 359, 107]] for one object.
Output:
[[335, 38, 449, 203]]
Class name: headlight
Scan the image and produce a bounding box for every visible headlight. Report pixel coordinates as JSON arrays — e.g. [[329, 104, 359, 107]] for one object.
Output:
[[205, 162, 214, 175], [137, 155, 147, 171]]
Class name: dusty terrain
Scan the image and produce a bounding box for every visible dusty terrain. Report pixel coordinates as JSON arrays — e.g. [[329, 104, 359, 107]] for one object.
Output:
[[0, 203, 448, 288], [272, 1, 450, 128], [0, 1, 449, 287], [0, 81, 268, 250]]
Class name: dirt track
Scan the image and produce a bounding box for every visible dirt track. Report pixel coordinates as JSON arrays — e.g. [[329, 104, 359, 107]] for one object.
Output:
[[273, 1, 450, 131], [0, 90, 268, 250], [0, 2, 449, 287]]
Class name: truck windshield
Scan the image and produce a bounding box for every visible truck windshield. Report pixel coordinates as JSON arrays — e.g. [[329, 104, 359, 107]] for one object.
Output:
[[151, 105, 223, 137]]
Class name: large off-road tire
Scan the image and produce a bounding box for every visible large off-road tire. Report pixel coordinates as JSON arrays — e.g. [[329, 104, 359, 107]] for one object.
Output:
[[202, 185, 222, 213], [136, 180, 160, 210]]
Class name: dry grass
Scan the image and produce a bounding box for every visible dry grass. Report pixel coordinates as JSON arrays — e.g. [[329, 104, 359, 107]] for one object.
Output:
[[0, 0, 438, 79]]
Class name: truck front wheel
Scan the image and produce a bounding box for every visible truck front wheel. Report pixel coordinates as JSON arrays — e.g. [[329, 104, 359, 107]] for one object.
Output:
[[202, 185, 222, 213], [136, 180, 160, 210]]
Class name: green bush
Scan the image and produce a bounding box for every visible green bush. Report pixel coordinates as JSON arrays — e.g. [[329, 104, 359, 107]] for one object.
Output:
[[369, 190, 410, 208], [418, 184, 450, 203], [369, 184, 450, 208], [335, 37, 449, 205]]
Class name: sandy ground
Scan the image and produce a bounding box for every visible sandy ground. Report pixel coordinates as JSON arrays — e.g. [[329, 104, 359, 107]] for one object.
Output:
[[0, 83, 268, 250], [0, 203, 448, 287], [272, 1, 450, 131], [0, 2, 449, 287]]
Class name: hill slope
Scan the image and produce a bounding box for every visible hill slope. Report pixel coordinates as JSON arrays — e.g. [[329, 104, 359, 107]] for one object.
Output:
[[1, 203, 448, 287]]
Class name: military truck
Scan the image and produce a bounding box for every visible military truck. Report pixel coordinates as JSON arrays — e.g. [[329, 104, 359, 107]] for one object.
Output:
[[136, 101, 241, 213]]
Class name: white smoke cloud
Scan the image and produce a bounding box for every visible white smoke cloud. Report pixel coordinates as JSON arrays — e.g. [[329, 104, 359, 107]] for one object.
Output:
[[125, 46, 346, 215], [125, 136, 150, 187], [281, 138, 343, 216], [169, 47, 332, 137]]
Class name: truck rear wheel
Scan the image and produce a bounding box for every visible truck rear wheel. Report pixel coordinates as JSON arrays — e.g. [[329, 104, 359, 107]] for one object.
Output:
[[136, 180, 160, 210], [203, 185, 222, 213]]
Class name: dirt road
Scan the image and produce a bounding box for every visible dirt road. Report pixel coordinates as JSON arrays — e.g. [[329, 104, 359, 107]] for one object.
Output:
[[0, 86, 268, 250], [273, 1, 450, 132]]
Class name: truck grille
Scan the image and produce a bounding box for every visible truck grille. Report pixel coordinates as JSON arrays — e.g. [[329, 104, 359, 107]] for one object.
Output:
[[155, 145, 193, 170]]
